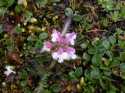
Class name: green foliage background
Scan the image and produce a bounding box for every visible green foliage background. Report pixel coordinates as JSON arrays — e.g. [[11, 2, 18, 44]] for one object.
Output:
[[0, 0, 125, 93]]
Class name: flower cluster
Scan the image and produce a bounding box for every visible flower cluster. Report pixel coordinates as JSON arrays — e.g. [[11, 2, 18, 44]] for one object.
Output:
[[41, 29, 77, 63]]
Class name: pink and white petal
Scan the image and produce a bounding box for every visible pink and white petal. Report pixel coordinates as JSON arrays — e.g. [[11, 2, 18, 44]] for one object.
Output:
[[58, 57, 64, 63], [70, 54, 77, 59], [4, 71, 10, 76], [52, 52, 59, 60], [45, 41, 53, 48], [65, 47, 77, 59], [58, 58, 64, 63], [65, 47, 76, 54], [51, 29, 61, 42], [57, 47, 64, 54], [41, 41, 52, 52], [65, 32, 77, 45], [61, 52, 70, 60], [52, 52, 64, 63], [41, 46, 50, 52]]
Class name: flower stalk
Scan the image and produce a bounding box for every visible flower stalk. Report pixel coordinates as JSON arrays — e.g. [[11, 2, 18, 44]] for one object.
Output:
[[62, 17, 72, 36]]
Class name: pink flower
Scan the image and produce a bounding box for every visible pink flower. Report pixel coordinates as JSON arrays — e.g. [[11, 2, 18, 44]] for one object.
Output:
[[41, 29, 77, 63]]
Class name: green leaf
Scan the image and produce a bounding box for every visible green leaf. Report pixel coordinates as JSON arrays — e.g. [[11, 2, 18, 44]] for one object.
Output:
[[110, 59, 120, 67], [118, 40, 125, 49], [120, 63, 125, 72], [0, 24, 3, 33], [82, 53, 91, 61], [90, 68, 100, 79], [110, 11, 120, 22], [15, 5, 23, 13], [108, 84, 117, 93], [120, 7, 125, 18], [69, 71, 76, 80], [20, 70, 28, 80], [15, 26, 23, 33], [36, 0, 48, 7], [98, 0, 114, 11], [74, 67, 83, 77], [0, 7, 6, 16], [0, 0, 14, 7], [21, 80, 27, 87], [73, 15, 82, 22], [92, 54, 102, 66], [120, 52, 125, 61], [24, 10, 33, 22], [102, 39, 110, 49], [108, 36, 116, 45], [39, 32, 48, 40], [119, 63, 125, 79], [50, 84, 61, 93], [7, 0, 15, 7], [0, 0, 5, 7], [35, 40, 43, 48], [65, 7, 73, 17], [69, 67, 83, 80], [51, 0, 60, 2], [88, 47, 97, 54], [43, 90, 51, 93], [80, 42, 88, 49]]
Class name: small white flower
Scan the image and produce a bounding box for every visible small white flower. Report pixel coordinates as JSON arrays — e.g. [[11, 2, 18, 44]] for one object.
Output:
[[4, 66, 16, 76]]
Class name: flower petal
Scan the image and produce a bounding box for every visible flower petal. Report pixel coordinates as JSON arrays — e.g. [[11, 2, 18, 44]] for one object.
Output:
[[51, 29, 61, 42], [71, 54, 77, 59], [64, 47, 77, 60], [61, 52, 70, 60], [65, 47, 75, 54], [41, 41, 53, 52], [65, 32, 77, 45], [52, 52, 59, 60]]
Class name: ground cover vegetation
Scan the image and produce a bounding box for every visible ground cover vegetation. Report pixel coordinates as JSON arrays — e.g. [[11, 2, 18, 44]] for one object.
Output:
[[0, 0, 125, 93]]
